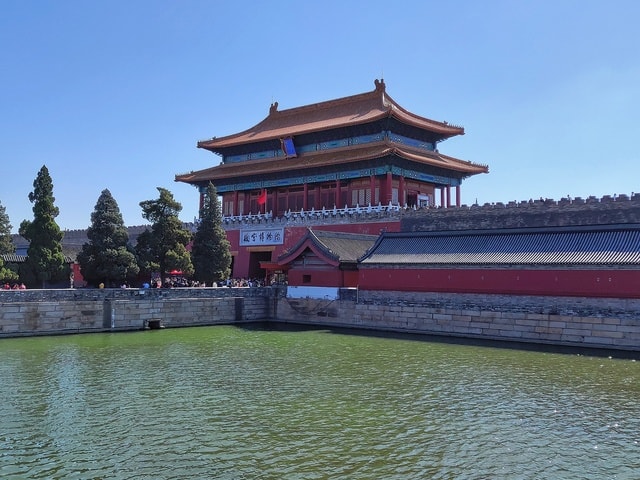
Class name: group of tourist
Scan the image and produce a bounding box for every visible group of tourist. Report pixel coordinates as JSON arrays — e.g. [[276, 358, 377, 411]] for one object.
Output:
[[136, 277, 266, 289], [139, 277, 268, 288], [2, 278, 273, 290], [216, 278, 266, 288]]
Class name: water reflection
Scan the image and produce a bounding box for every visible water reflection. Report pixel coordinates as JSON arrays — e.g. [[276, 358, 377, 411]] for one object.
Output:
[[0, 326, 638, 479]]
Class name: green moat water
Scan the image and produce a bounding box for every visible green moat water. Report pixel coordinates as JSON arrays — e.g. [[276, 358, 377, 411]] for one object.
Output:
[[1, 325, 639, 479]]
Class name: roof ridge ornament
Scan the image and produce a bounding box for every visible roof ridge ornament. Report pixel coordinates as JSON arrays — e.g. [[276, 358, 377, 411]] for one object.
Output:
[[375, 78, 391, 109], [269, 101, 279, 115]]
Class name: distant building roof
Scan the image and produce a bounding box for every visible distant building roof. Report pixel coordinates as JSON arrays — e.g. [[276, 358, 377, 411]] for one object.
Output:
[[1, 254, 25, 263], [1, 254, 74, 264], [10, 224, 165, 262], [359, 224, 640, 267]]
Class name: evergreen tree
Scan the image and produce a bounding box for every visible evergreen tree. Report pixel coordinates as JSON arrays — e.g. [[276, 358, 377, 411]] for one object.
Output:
[[18, 165, 68, 288], [0, 200, 18, 283], [77, 189, 139, 287], [191, 183, 231, 286], [0, 200, 14, 254], [136, 187, 193, 285]]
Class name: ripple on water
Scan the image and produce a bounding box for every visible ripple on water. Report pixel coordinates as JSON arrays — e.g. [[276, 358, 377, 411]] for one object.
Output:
[[0, 327, 639, 479]]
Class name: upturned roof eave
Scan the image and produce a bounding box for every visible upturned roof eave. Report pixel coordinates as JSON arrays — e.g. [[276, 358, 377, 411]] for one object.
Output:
[[196, 87, 387, 151], [177, 141, 487, 185], [277, 229, 341, 267], [384, 92, 465, 137], [196, 80, 464, 151], [196, 108, 391, 152]]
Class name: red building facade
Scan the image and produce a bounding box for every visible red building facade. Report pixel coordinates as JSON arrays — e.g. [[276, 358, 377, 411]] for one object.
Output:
[[176, 80, 487, 281], [275, 229, 377, 288], [358, 225, 640, 298]]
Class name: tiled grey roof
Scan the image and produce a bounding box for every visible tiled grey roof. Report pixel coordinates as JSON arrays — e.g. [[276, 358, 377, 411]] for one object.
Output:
[[310, 230, 378, 263], [1, 254, 75, 264], [359, 224, 640, 266], [278, 228, 377, 264], [1, 254, 26, 263]]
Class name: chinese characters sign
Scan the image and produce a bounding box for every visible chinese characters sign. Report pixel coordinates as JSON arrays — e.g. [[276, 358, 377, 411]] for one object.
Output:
[[240, 228, 284, 246]]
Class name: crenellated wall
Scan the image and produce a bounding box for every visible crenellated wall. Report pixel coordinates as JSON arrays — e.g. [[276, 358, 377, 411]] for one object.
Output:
[[402, 193, 640, 231]]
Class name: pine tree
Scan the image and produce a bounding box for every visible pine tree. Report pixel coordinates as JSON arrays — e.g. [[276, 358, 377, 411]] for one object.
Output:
[[0, 200, 18, 283], [0, 200, 14, 255], [136, 187, 193, 286], [77, 189, 139, 287], [191, 183, 231, 286], [18, 165, 68, 288]]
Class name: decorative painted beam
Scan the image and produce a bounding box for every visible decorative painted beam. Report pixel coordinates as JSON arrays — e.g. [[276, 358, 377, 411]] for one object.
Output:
[[221, 130, 434, 164], [204, 163, 460, 194]]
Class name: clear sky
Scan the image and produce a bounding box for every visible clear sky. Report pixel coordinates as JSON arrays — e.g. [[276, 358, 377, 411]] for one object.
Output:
[[2, 1, 639, 233]]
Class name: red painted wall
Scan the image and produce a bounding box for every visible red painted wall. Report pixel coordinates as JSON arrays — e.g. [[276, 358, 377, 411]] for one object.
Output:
[[227, 220, 400, 279], [358, 268, 640, 298], [72, 263, 84, 288], [343, 269, 359, 287], [287, 268, 345, 288], [285, 267, 360, 288]]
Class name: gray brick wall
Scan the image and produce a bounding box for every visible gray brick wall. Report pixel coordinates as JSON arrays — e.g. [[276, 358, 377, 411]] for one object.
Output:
[[402, 194, 640, 231], [0, 287, 273, 337], [2, 287, 639, 351], [275, 290, 640, 352]]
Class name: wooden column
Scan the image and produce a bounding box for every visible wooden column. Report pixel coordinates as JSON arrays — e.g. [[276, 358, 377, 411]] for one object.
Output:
[[315, 185, 321, 210], [440, 188, 445, 208], [233, 190, 239, 216], [398, 175, 405, 206], [385, 172, 393, 204], [335, 179, 340, 208], [456, 185, 461, 207], [370, 175, 376, 205], [303, 183, 308, 210], [446, 186, 451, 208], [272, 190, 278, 215]]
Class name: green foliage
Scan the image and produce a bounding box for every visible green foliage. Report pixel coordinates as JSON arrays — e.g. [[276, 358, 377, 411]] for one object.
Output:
[[136, 187, 193, 284], [0, 200, 14, 255], [0, 200, 18, 283], [0, 263, 19, 283], [18, 166, 68, 288], [77, 189, 139, 287], [191, 183, 231, 285]]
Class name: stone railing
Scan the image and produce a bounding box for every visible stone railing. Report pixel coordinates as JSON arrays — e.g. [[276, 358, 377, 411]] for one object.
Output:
[[222, 202, 407, 227], [0, 286, 273, 303]]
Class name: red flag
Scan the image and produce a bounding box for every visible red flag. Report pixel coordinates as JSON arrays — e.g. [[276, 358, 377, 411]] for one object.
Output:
[[257, 189, 267, 205]]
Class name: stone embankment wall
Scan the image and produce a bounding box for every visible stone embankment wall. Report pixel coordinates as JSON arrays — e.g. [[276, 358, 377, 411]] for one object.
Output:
[[0, 288, 274, 338], [2, 287, 639, 352], [277, 290, 640, 352]]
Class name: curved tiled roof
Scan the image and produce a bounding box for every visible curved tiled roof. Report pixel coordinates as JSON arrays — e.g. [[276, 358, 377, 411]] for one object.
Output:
[[176, 140, 487, 184], [197, 79, 464, 151], [278, 229, 378, 266], [359, 225, 640, 267], [1, 254, 75, 264], [1, 254, 24, 263]]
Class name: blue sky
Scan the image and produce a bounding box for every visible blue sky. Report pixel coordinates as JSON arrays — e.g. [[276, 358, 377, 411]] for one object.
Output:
[[2, 1, 639, 233]]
